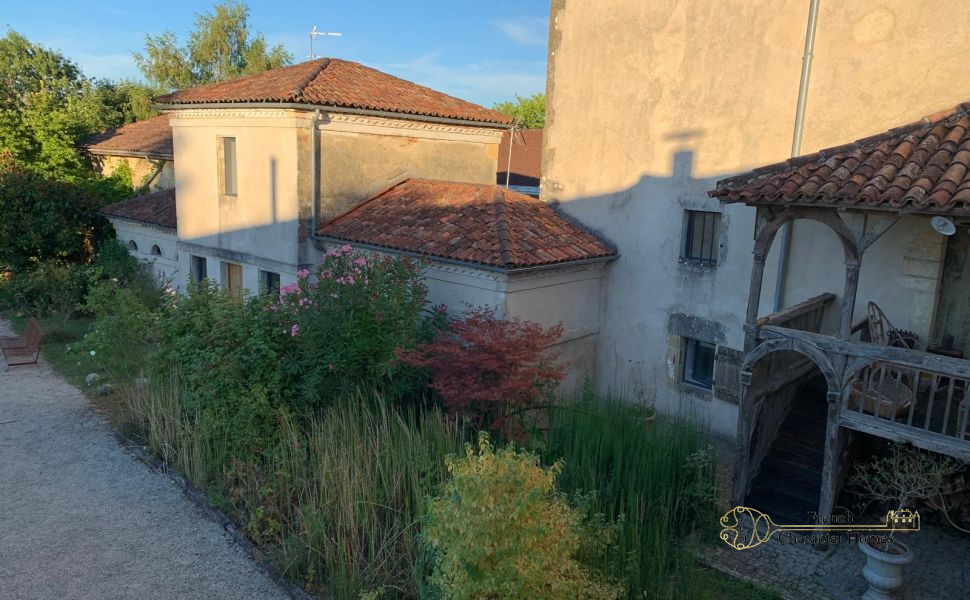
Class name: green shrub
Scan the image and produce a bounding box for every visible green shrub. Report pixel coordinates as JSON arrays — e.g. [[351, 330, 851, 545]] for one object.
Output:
[[81, 276, 163, 380], [0, 164, 116, 271], [0, 259, 88, 318], [276, 246, 428, 408], [423, 433, 623, 600]]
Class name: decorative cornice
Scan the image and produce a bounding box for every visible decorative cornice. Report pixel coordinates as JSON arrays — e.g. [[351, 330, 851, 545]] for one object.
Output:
[[170, 108, 308, 121], [105, 215, 177, 235], [322, 113, 503, 142]]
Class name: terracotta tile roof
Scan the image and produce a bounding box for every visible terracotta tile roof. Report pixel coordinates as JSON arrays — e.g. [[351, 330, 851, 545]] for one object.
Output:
[[317, 178, 615, 269], [100, 188, 177, 231], [497, 128, 542, 188], [83, 115, 173, 159], [155, 58, 511, 126], [711, 103, 970, 215]]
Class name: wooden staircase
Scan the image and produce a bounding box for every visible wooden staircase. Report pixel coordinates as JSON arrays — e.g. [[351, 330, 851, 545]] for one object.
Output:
[[746, 386, 827, 525]]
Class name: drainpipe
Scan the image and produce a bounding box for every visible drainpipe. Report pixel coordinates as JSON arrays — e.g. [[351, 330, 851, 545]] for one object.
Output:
[[309, 109, 322, 256], [773, 0, 821, 311]]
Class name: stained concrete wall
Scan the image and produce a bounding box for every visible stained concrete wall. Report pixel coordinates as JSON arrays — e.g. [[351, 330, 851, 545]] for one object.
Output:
[[543, 0, 970, 436], [782, 215, 946, 343], [92, 155, 175, 192]]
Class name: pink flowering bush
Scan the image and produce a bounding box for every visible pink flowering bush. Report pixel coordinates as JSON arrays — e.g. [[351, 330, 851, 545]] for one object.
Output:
[[274, 245, 429, 407]]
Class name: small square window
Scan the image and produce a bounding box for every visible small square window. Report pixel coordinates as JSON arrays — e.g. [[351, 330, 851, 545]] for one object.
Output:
[[682, 210, 721, 264], [682, 337, 716, 390], [260, 270, 281, 295], [219, 136, 237, 196], [190, 255, 207, 283]]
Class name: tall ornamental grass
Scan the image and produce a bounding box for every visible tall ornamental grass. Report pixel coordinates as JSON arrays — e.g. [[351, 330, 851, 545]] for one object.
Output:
[[544, 397, 718, 599]]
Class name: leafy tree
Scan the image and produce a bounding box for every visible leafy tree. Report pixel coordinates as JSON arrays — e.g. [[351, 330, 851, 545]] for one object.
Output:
[[0, 30, 149, 179], [493, 92, 546, 129], [134, 1, 292, 91], [0, 160, 118, 270]]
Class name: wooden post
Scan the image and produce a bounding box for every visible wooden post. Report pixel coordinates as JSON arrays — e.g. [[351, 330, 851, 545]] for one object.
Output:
[[745, 255, 767, 351], [732, 369, 754, 506], [839, 261, 861, 339], [816, 388, 845, 550]]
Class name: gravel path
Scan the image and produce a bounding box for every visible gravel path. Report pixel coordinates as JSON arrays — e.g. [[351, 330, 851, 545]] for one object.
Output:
[[0, 320, 289, 600]]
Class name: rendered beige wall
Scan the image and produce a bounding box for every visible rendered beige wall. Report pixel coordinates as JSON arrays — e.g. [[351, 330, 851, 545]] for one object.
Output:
[[93, 155, 175, 191], [317, 116, 502, 222], [171, 110, 306, 269], [543, 0, 970, 435]]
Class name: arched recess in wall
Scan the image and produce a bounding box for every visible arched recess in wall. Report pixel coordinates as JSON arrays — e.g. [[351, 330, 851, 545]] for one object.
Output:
[[128, 240, 139, 253], [151, 245, 162, 257]]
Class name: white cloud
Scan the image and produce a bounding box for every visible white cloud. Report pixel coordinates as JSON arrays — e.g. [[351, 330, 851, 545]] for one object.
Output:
[[493, 17, 548, 48], [381, 52, 545, 107]]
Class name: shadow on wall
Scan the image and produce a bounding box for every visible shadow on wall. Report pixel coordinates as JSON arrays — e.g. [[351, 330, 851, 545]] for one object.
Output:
[[544, 144, 765, 435]]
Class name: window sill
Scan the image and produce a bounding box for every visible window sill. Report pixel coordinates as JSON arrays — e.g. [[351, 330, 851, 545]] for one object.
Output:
[[679, 382, 714, 401]]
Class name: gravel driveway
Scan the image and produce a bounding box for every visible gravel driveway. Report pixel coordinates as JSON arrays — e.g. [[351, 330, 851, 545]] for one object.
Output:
[[0, 320, 289, 600]]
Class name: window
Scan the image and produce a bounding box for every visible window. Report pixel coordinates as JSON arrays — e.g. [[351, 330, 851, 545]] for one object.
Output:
[[219, 136, 238, 196], [150, 245, 162, 257], [682, 337, 716, 390], [682, 210, 721, 264], [127, 240, 139, 253], [221, 261, 244, 300], [259, 270, 281, 295], [190, 255, 207, 283]]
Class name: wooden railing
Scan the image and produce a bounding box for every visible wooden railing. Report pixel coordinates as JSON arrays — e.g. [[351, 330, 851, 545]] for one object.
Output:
[[756, 325, 970, 460], [757, 293, 836, 334]]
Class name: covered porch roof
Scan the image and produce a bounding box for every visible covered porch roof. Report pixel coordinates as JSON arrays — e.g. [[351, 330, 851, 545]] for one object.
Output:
[[709, 102, 970, 216]]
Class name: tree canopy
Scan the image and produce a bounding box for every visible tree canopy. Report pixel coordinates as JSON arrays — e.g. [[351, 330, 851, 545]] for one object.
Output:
[[0, 30, 156, 180], [492, 93, 545, 129], [134, 0, 292, 91]]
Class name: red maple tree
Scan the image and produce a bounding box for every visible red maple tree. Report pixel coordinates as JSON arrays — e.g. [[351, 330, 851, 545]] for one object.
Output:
[[399, 308, 566, 432]]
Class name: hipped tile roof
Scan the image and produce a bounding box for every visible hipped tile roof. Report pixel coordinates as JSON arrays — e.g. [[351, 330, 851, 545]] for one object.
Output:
[[156, 58, 511, 125], [100, 188, 177, 231], [711, 103, 970, 215], [83, 115, 173, 158], [317, 178, 615, 269], [497, 129, 543, 188]]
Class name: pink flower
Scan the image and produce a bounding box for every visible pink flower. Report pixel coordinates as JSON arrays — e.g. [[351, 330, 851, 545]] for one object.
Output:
[[354, 257, 367, 267], [436, 304, 448, 315], [280, 283, 300, 296], [341, 244, 353, 254], [346, 275, 355, 285], [321, 269, 332, 278], [296, 269, 310, 280], [290, 324, 300, 337]]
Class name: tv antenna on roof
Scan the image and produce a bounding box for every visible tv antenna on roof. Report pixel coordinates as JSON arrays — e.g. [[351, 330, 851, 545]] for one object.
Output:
[[309, 25, 342, 59]]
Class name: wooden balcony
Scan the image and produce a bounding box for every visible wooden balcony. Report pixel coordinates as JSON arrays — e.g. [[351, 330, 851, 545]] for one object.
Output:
[[755, 324, 970, 461]]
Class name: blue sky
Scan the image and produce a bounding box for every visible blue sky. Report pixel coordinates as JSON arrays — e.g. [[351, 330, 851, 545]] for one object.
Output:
[[3, 1, 549, 107]]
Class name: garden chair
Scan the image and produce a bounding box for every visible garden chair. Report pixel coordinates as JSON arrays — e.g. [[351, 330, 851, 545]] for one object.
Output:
[[0, 317, 45, 367]]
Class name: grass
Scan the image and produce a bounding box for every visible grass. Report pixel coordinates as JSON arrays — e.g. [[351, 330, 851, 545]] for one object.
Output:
[[2, 309, 782, 600], [541, 396, 779, 599], [4, 311, 98, 388]]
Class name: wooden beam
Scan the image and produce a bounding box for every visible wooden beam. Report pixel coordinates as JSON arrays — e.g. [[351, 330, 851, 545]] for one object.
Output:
[[748, 358, 818, 399], [759, 326, 970, 380], [757, 293, 836, 327], [818, 391, 847, 549], [840, 412, 970, 461]]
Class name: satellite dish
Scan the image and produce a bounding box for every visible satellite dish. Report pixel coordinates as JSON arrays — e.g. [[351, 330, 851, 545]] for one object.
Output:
[[931, 216, 957, 236]]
